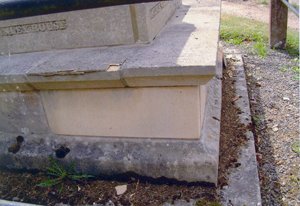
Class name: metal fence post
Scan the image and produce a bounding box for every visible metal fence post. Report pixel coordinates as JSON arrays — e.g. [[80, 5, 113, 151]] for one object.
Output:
[[269, 0, 288, 49]]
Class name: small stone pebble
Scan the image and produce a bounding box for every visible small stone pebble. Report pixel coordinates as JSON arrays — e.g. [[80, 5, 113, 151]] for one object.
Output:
[[283, 97, 290, 101], [272, 125, 279, 132], [115, 184, 127, 195]]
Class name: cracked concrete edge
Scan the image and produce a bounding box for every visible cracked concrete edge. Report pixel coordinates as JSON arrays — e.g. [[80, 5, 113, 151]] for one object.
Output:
[[220, 52, 262, 206]]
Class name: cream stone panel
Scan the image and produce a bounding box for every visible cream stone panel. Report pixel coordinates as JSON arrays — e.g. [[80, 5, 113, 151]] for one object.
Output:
[[41, 87, 202, 139]]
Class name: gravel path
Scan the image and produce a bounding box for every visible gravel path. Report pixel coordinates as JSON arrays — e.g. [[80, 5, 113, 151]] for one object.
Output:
[[245, 48, 299, 206], [223, 42, 299, 206]]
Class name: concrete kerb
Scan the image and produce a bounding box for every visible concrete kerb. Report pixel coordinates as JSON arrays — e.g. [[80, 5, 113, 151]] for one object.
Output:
[[220, 51, 262, 206]]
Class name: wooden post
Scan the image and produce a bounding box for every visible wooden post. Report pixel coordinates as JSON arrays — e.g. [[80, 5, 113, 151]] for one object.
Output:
[[269, 0, 288, 49]]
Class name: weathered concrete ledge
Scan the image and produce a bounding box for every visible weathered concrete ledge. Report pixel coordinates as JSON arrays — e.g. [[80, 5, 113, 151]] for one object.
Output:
[[0, 0, 220, 90]]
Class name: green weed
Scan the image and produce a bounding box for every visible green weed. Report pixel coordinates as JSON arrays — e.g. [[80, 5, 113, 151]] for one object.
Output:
[[292, 65, 300, 80], [38, 157, 93, 189], [258, 0, 269, 5], [291, 141, 300, 154], [196, 199, 221, 206], [254, 41, 267, 57], [279, 66, 289, 73], [253, 115, 264, 125]]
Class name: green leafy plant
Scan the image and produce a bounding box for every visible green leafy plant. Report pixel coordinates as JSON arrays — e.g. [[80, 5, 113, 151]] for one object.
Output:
[[37, 157, 93, 189]]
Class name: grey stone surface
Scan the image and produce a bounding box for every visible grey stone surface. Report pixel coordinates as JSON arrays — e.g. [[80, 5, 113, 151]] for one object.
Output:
[[0, 1, 180, 54], [0, 0, 220, 90], [220, 53, 262, 206], [0, 92, 49, 134]]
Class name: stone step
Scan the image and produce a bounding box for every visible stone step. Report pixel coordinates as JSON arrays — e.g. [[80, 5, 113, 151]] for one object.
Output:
[[0, 0, 221, 184]]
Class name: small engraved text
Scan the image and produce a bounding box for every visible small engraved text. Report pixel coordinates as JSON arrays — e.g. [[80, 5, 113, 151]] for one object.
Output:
[[0, 20, 67, 37]]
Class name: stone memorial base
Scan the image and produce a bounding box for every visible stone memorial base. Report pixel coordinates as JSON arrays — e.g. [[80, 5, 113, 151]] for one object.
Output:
[[0, 0, 181, 55], [0, 0, 221, 184]]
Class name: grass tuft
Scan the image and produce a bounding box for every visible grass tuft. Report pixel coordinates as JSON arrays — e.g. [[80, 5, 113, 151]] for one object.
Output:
[[37, 157, 93, 191], [258, 0, 269, 5], [220, 14, 299, 57], [196, 199, 221, 206], [254, 41, 267, 57]]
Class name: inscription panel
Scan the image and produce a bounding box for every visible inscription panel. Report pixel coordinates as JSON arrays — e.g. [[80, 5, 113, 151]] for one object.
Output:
[[0, 20, 67, 37]]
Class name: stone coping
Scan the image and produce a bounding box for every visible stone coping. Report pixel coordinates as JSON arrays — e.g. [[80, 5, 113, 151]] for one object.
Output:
[[0, 0, 220, 91]]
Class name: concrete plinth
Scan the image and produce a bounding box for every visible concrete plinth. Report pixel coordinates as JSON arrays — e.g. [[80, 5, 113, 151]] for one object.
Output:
[[0, 0, 221, 184]]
